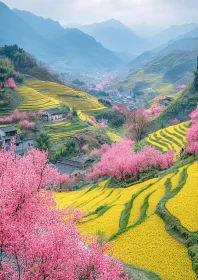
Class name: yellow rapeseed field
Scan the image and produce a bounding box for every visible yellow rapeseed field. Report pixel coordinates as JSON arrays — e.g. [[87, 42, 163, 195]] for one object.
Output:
[[25, 80, 105, 113], [113, 215, 196, 280], [79, 205, 125, 237], [167, 162, 198, 232], [55, 161, 197, 279], [147, 122, 189, 161]]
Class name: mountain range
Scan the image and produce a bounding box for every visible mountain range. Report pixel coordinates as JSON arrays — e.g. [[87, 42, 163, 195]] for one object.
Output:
[[1, 0, 198, 75], [65, 19, 146, 55], [0, 2, 120, 72]]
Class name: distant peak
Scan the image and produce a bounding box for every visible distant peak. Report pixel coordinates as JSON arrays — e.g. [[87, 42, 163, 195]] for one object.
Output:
[[0, 1, 10, 10]]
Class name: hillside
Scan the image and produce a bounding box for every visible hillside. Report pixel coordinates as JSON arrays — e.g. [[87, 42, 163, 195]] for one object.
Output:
[[150, 81, 198, 132], [0, 2, 120, 72], [146, 121, 190, 160], [55, 159, 198, 280], [109, 47, 198, 109]]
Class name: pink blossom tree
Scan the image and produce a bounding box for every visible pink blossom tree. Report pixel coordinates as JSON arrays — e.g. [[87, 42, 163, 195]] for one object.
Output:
[[89, 139, 174, 180], [20, 120, 36, 130], [176, 84, 186, 91], [0, 146, 129, 280], [186, 106, 198, 155], [122, 107, 149, 142]]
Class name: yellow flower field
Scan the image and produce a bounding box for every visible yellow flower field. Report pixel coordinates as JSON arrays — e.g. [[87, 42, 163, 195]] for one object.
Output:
[[16, 87, 60, 111], [167, 162, 198, 232], [79, 205, 125, 237], [55, 161, 198, 279], [25, 79, 105, 113], [147, 122, 189, 160], [113, 215, 196, 280]]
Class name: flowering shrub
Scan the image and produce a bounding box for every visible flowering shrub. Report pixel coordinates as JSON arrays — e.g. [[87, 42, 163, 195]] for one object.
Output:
[[4, 78, 17, 89], [82, 144, 89, 151], [20, 120, 36, 130], [176, 84, 186, 91], [98, 122, 106, 129]]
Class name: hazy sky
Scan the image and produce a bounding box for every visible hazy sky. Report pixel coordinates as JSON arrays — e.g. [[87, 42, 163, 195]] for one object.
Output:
[[2, 0, 198, 26]]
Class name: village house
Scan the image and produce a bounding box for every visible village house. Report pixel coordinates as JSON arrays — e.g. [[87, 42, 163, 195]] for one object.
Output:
[[0, 126, 35, 154], [42, 108, 63, 122], [160, 97, 173, 107], [55, 157, 94, 178]]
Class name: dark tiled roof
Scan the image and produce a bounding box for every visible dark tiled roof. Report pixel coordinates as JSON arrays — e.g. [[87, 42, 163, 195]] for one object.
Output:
[[44, 108, 62, 115], [55, 163, 78, 175], [0, 126, 17, 132]]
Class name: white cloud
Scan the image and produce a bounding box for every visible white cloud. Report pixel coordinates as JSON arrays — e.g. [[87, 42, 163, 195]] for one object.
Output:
[[2, 0, 198, 26]]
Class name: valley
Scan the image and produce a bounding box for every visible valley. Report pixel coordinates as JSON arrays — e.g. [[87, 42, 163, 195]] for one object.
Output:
[[0, 1, 198, 279]]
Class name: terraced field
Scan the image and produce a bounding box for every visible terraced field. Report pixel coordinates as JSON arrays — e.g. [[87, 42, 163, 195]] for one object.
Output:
[[15, 79, 107, 140], [16, 87, 60, 111], [110, 70, 177, 97], [24, 80, 105, 113], [147, 122, 190, 160], [44, 121, 88, 141], [55, 162, 198, 280]]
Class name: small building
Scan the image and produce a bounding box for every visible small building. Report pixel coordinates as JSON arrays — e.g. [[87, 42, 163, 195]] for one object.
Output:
[[0, 125, 35, 154], [15, 137, 35, 155], [42, 108, 63, 122], [55, 157, 94, 178], [0, 126, 18, 146], [160, 97, 173, 107]]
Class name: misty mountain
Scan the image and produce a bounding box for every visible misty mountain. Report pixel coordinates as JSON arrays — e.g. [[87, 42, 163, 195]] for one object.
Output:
[[65, 19, 146, 55], [163, 37, 198, 52], [128, 23, 165, 37], [0, 2, 120, 72], [0, 1, 54, 61], [13, 9, 65, 40], [151, 23, 198, 48], [128, 51, 154, 69]]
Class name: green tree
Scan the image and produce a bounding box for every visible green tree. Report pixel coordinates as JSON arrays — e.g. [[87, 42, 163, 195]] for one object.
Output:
[[72, 106, 78, 117], [59, 102, 70, 114], [36, 132, 50, 151], [0, 58, 14, 84], [194, 70, 198, 90]]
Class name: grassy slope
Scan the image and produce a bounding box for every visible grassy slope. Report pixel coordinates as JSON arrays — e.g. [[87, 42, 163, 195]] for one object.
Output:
[[149, 84, 198, 132]]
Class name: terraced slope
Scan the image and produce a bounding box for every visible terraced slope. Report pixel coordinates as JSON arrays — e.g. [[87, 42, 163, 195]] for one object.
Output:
[[44, 121, 88, 141], [146, 122, 190, 160], [24, 80, 105, 114], [55, 162, 198, 280], [15, 79, 107, 141], [16, 87, 60, 111], [109, 70, 177, 97]]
